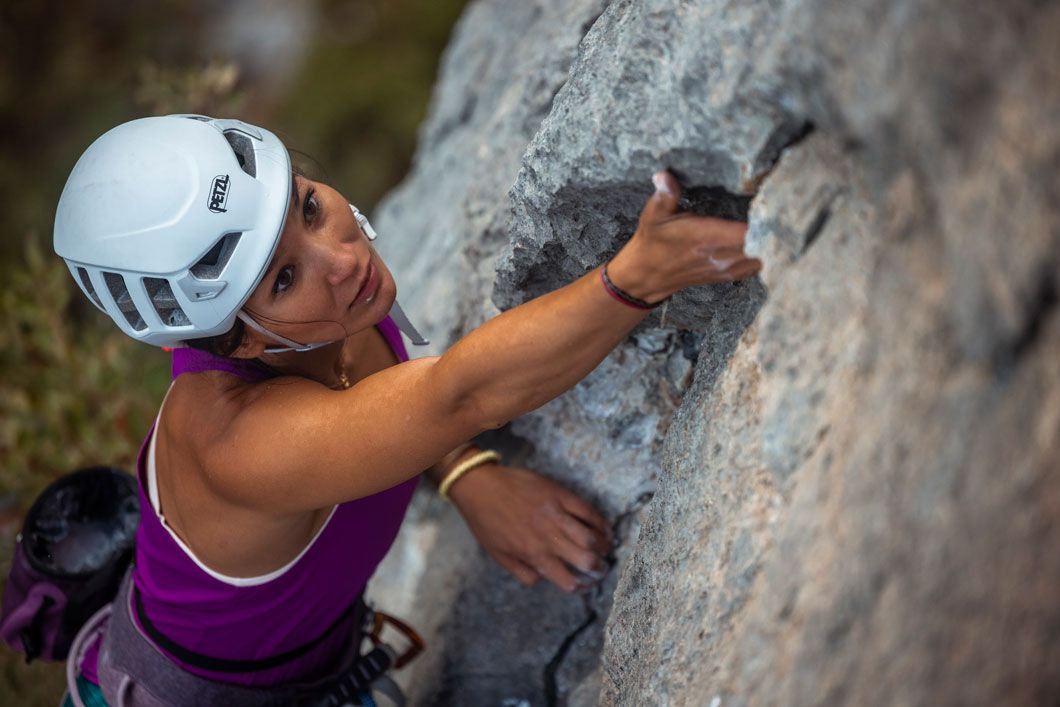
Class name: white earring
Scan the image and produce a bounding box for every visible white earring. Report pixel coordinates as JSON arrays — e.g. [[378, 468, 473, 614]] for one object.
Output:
[[349, 203, 377, 241]]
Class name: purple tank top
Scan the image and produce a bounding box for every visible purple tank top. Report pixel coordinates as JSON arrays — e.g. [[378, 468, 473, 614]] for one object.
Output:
[[82, 317, 419, 686]]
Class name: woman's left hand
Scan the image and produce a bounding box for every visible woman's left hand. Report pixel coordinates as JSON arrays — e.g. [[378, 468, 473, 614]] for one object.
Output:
[[447, 464, 613, 593]]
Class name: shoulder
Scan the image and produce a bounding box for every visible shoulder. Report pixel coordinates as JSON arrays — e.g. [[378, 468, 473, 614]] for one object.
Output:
[[163, 369, 310, 460], [163, 369, 335, 504]]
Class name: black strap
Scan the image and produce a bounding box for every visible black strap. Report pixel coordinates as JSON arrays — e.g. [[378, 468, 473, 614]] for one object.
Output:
[[19, 596, 53, 664], [313, 647, 393, 707], [133, 585, 364, 673]]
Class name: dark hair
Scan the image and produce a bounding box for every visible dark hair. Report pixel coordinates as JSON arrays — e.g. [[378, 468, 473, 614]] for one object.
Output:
[[184, 317, 247, 357]]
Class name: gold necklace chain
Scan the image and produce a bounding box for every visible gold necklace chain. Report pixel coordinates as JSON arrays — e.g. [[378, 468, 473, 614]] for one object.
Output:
[[333, 353, 353, 390], [335, 369, 352, 390]]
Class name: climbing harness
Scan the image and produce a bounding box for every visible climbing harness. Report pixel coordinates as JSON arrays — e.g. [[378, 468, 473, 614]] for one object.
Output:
[[59, 569, 423, 707]]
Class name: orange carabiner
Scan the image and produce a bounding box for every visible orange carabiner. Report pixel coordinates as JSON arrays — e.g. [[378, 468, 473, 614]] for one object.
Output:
[[368, 611, 425, 669]]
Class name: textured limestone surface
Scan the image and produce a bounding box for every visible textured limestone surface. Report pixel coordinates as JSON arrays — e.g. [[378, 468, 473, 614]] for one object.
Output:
[[368, 0, 1060, 704]]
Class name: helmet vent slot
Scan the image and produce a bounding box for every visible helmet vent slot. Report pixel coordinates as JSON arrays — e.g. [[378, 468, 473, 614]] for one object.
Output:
[[76, 267, 104, 310], [103, 272, 147, 331], [223, 130, 256, 178], [143, 278, 191, 328], [190, 232, 241, 280]]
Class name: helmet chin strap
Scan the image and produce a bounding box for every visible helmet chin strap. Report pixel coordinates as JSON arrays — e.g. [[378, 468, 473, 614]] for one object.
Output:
[[237, 205, 429, 354], [237, 303, 430, 354], [236, 310, 332, 353], [388, 300, 429, 346]]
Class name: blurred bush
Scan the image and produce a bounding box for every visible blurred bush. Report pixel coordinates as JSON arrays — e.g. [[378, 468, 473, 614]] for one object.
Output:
[[0, 0, 467, 703]]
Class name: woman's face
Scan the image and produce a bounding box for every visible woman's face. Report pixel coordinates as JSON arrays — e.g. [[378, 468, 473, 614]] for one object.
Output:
[[238, 174, 397, 353]]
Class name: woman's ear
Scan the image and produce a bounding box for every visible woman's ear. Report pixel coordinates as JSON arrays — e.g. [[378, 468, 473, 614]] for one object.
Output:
[[228, 314, 269, 359], [230, 331, 268, 359]]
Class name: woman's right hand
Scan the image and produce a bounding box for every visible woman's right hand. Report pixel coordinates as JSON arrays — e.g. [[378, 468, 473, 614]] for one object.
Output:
[[606, 171, 761, 303]]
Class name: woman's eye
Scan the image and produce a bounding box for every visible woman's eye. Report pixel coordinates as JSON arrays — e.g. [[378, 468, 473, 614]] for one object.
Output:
[[303, 189, 319, 222], [273, 265, 295, 295]]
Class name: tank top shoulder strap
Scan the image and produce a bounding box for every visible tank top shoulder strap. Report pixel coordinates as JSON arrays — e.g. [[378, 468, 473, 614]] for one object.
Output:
[[375, 315, 410, 363], [170, 347, 273, 382]]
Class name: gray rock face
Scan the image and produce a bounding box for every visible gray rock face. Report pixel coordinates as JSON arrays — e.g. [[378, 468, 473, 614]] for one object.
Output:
[[369, 0, 1060, 704]]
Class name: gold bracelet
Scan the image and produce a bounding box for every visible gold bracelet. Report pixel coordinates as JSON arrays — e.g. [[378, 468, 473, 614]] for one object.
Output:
[[437, 442, 474, 472], [438, 450, 501, 501]]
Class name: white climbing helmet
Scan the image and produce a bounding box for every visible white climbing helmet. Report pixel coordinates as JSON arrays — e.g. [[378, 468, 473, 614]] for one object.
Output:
[[54, 114, 291, 348]]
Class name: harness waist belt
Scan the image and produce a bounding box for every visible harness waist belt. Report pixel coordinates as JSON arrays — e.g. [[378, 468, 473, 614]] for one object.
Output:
[[132, 585, 365, 673]]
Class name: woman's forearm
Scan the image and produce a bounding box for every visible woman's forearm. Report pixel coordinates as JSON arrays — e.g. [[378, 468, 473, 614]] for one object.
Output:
[[436, 260, 651, 430]]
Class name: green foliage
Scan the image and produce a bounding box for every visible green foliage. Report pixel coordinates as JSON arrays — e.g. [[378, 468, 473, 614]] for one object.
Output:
[[134, 60, 247, 117]]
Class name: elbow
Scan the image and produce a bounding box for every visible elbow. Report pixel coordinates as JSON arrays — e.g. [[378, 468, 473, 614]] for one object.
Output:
[[429, 353, 512, 433], [456, 388, 510, 433], [480, 414, 510, 431]]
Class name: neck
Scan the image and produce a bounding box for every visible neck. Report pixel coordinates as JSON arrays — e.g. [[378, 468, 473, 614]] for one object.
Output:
[[257, 327, 374, 388]]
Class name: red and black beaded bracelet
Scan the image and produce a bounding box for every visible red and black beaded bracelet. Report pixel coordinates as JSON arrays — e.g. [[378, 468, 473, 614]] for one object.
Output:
[[600, 262, 669, 310]]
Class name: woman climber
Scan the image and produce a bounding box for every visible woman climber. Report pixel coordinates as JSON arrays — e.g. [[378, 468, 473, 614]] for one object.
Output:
[[50, 115, 761, 705]]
